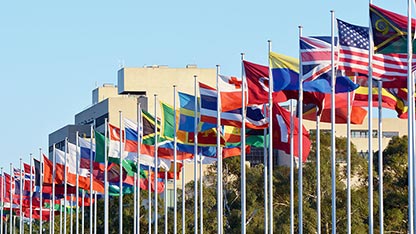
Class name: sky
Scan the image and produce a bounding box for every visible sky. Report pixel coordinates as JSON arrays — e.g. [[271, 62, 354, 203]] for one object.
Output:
[[0, 0, 409, 169]]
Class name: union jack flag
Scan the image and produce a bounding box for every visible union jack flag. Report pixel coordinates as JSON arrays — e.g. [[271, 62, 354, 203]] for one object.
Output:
[[300, 36, 338, 82]]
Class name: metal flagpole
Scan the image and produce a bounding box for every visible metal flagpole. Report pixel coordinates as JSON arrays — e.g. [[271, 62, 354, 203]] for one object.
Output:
[[90, 124, 94, 234], [29, 154, 33, 234], [164, 171, 168, 234], [267, 40, 274, 234], [263, 121, 268, 234], [330, 11, 337, 234], [70, 194, 73, 234], [181, 161, 185, 234], [119, 111, 124, 234], [19, 158, 22, 234], [298, 25, 305, 232], [104, 118, 109, 234], [9, 163, 12, 234], [52, 146, 56, 234], [134, 172, 137, 234], [148, 164, 152, 234], [193, 75, 199, 234], [94, 192, 97, 234], [407, 0, 414, 232], [64, 139, 68, 234], [347, 86, 352, 234], [290, 100, 295, 234], [81, 190, 85, 234], [216, 65, 223, 234], [76, 132, 80, 234], [173, 85, 178, 234], [60, 199, 62, 234], [137, 103, 142, 234], [368, 1, 375, 233], [199, 151, 203, 234], [39, 148, 43, 234], [377, 81, 383, 234], [240, 53, 247, 234], [154, 94, 159, 234], [316, 106, 321, 234], [0, 167, 3, 234]]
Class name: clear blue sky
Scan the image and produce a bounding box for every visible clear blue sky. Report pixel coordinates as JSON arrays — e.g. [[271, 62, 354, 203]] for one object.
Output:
[[0, 1, 408, 169]]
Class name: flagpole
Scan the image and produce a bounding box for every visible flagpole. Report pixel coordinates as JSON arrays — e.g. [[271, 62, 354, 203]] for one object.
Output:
[[70, 194, 73, 234], [240, 53, 247, 234], [104, 118, 109, 234], [154, 94, 159, 234], [19, 158, 22, 234], [290, 100, 295, 234], [76, 132, 80, 234], [367, 2, 375, 233], [119, 111, 124, 234], [163, 171, 168, 234], [199, 148, 203, 234], [297, 25, 306, 232], [193, 75, 199, 234], [377, 80, 383, 234], [64, 138, 68, 234], [330, 11, 337, 234], [134, 173, 137, 234], [137, 103, 142, 234], [9, 163, 12, 234], [407, 0, 414, 232], [347, 86, 352, 234], [52, 145, 56, 234], [81, 190, 85, 234], [29, 154, 33, 234], [267, 40, 274, 234], [181, 161, 185, 234], [315, 105, 321, 234], [216, 64, 223, 234], [263, 113, 268, 234], [60, 199, 62, 234], [90, 124, 94, 234], [94, 192, 97, 234], [39, 148, 43, 234], [0, 167, 3, 234], [148, 164, 152, 234], [173, 85, 178, 234]]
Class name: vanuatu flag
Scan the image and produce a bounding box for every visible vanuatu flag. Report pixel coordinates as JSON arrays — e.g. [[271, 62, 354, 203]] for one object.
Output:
[[370, 4, 416, 54]]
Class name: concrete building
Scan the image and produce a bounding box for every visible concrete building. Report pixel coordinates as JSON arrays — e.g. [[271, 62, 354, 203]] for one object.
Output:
[[49, 64, 217, 189]]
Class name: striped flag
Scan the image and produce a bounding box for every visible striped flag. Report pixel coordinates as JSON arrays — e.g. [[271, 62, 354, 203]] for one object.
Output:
[[337, 18, 416, 88], [199, 82, 268, 129]]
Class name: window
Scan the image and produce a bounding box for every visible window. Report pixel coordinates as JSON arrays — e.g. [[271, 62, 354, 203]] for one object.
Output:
[[351, 130, 378, 138], [382, 131, 399, 138]]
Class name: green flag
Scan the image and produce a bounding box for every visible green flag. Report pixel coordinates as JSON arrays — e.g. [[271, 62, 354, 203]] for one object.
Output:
[[370, 4, 416, 54], [95, 130, 107, 163]]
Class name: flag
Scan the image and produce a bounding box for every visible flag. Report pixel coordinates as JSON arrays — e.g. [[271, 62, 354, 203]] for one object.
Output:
[[337, 18, 416, 88], [273, 102, 311, 163], [178, 91, 216, 132], [242, 60, 288, 105], [119, 119, 172, 170], [270, 50, 359, 93], [370, 4, 416, 54], [199, 82, 268, 129], [303, 92, 368, 124], [218, 74, 246, 112]]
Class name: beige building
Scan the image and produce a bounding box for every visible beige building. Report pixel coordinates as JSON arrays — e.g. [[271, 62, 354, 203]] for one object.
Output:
[[49, 65, 217, 190], [303, 117, 407, 155]]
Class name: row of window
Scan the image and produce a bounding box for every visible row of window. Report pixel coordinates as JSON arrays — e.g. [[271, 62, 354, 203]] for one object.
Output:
[[310, 130, 399, 139]]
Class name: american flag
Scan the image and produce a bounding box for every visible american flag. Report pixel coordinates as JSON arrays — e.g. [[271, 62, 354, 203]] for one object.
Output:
[[337, 18, 416, 88], [300, 36, 337, 81]]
